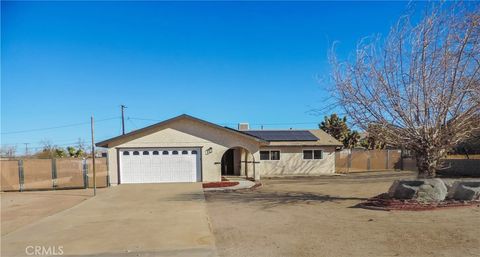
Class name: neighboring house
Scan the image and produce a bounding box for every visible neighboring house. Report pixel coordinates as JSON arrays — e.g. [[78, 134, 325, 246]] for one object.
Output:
[[96, 114, 342, 185]]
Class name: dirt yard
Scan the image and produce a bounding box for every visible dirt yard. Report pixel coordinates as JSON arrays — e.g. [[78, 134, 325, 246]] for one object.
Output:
[[205, 171, 480, 257], [1, 189, 92, 236]]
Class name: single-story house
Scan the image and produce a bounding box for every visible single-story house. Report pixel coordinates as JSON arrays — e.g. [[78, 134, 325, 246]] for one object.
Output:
[[96, 114, 342, 185]]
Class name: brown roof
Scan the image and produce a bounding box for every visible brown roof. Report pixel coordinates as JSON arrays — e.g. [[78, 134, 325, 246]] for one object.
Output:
[[96, 114, 267, 147], [96, 114, 342, 148]]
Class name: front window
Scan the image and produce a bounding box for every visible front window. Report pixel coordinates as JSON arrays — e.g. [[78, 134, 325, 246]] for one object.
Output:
[[303, 150, 323, 160], [260, 151, 270, 160], [260, 150, 280, 160], [270, 151, 280, 160], [303, 150, 313, 160], [314, 150, 323, 159]]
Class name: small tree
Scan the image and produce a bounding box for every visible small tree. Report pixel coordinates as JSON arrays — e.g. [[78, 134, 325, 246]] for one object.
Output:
[[320, 114, 360, 148], [330, 3, 480, 177], [66, 145, 86, 158], [0, 145, 17, 158], [36, 140, 66, 158], [67, 146, 77, 157], [75, 138, 86, 158], [55, 148, 66, 158], [359, 124, 387, 150]]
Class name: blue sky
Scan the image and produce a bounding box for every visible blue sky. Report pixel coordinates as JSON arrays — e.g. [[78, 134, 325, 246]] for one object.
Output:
[[2, 1, 419, 153]]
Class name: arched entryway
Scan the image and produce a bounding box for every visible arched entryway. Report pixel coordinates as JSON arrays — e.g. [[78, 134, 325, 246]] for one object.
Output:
[[221, 146, 256, 179]]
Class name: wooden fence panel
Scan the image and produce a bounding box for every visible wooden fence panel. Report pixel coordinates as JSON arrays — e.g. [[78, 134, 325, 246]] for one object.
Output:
[[1, 161, 20, 191], [335, 150, 349, 173], [87, 158, 108, 188], [335, 149, 403, 173], [349, 150, 369, 172], [56, 159, 84, 189], [388, 150, 402, 170], [403, 158, 418, 171], [370, 150, 387, 170], [23, 159, 53, 190]]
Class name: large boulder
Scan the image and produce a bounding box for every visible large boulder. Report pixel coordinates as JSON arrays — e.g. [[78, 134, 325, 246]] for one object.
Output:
[[388, 179, 448, 202], [449, 181, 480, 201], [415, 179, 448, 202], [388, 180, 423, 199]]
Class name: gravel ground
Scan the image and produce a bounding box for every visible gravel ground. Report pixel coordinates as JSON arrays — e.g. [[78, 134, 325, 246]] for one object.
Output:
[[205, 171, 480, 257]]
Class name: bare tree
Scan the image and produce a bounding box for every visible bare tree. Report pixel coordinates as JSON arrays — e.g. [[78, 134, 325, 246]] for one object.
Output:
[[330, 3, 480, 177], [0, 145, 17, 158]]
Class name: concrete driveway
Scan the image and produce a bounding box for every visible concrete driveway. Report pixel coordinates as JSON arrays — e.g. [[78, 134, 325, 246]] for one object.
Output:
[[2, 183, 217, 257]]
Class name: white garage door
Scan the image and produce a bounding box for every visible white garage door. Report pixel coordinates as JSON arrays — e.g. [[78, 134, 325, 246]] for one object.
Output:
[[119, 148, 201, 183]]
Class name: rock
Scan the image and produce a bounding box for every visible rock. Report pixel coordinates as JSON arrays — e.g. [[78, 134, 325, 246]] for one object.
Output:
[[388, 179, 447, 202], [442, 179, 456, 192], [388, 180, 424, 199], [415, 179, 448, 202], [450, 181, 480, 201]]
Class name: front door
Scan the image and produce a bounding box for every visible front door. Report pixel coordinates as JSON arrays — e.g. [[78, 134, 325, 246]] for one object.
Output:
[[221, 149, 235, 175]]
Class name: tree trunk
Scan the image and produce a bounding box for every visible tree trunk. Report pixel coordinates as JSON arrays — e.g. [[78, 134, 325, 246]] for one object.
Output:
[[416, 155, 437, 178], [415, 148, 446, 178]]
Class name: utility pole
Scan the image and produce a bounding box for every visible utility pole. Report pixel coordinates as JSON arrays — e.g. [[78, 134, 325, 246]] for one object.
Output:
[[121, 105, 127, 135], [91, 115, 97, 196], [24, 143, 29, 157]]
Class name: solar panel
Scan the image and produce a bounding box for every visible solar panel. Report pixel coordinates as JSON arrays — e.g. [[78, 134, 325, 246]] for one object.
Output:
[[244, 130, 318, 141]]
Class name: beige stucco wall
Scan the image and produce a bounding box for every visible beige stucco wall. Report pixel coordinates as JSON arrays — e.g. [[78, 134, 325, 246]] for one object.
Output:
[[257, 146, 336, 176], [105, 118, 262, 184]]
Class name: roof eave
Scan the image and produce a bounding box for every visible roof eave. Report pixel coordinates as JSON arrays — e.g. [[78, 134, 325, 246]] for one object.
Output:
[[95, 114, 267, 147]]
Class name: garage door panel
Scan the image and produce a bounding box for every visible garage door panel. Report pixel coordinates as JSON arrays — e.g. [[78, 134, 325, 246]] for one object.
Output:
[[120, 148, 200, 183]]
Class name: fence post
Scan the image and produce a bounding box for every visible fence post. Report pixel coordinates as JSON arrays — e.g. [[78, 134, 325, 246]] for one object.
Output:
[[106, 156, 110, 187], [400, 147, 404, 170], [367, 150, 371, 171], [51, 158, 57, 189], [386, 150, 390, 170], [347, 149, 352, 173], [82, 159, 88, 188], [18, 160, 24, 192]]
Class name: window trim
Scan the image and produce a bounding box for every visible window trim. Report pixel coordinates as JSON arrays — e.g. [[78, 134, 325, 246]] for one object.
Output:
[[259, 150, 281, 161]]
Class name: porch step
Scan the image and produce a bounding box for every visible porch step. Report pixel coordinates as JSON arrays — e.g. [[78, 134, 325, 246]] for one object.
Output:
[[223, 176, 250, 181]]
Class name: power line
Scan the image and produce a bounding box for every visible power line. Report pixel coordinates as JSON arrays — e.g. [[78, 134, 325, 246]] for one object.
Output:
[[127, 117, 138, 129], [1, 116, 120, 135], [127, 117, 321, 126]]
